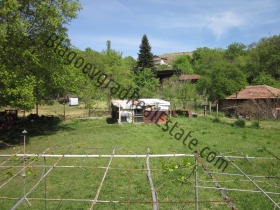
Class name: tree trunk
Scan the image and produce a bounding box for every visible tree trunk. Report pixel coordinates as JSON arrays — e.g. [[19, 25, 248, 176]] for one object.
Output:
[[183, 101, 186, 109], [36, 103, 39, 115]]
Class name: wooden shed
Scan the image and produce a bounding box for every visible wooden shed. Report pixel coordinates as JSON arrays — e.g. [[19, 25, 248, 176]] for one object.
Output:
[[111, 98, 170, 124]]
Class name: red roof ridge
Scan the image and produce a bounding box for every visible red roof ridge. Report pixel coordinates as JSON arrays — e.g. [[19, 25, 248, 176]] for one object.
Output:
[[226, 85, 280, 99], [179, 74, 201, 80], [263, 85, 280, 98]]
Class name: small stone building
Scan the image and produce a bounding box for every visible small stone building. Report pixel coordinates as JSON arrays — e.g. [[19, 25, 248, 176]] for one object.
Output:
[[219, 85, 280, 119]]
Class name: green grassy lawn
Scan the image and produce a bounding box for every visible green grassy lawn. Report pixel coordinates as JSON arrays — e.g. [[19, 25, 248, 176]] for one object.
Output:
[[0, 114, 279, 209]]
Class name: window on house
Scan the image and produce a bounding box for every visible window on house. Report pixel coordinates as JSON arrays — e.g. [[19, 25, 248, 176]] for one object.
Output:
[[134, 109, 144, 123]]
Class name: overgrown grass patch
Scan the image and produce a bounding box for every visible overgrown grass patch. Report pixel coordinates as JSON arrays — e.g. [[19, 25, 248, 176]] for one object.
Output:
[[0, 116, 279, 209]]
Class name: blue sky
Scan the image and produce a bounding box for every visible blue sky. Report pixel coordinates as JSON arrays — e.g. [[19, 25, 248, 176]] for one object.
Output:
[[67, 0, 280, 58]]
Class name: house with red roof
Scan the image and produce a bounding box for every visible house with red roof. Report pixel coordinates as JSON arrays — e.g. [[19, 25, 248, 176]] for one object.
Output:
[[219, 85, 280, 119]]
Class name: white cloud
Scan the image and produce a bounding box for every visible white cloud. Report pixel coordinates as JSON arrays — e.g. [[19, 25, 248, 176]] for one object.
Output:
[[152, 0, 279, 39], [204, 11, 245, 38], [155, 9, 247, 39], [68, 0, 280, 56]]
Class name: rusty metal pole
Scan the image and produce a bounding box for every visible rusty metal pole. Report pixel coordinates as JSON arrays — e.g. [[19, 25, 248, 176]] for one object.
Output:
[[63, 101, 66, 120], [195, 156, 199, 210], [108, 75, 112, 113], [216, 102, 219, 117]]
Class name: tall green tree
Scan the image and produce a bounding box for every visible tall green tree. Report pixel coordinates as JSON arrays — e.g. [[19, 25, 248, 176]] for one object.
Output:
[[192, 47, 247, 101], [78, 42, 137, 109], [101, 41, 136, 94], [192, 47, 224, 75], [159, 76, 180, 101], [159, 76, 198, 109], [252, 72, 280, 88], [245, 35, 280, 85], [136, 34, 154, 70], [224, 42, 247, 62], [0, 0, 81, 111], [196, 62, 247, 101], [122, 56, 137, 70], [256, 35, 280, 79], [133, 35, 158, 98], [134, 68, 159, 98]]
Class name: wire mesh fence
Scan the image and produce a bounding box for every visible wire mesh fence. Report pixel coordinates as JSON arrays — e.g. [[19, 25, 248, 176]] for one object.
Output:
[[0, 147, 279, 209]]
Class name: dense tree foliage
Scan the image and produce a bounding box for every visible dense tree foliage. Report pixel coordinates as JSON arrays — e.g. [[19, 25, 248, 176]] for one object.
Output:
[[224, 43, 247, 62], [191, 35, 280, 102], [192, 47, 225, 75], [68, 42, 137, 110], [254, 35, 280, 79], [172, 55, 193, 74], [252, 73, 279, 87], [159, 76, 197, 108], [0, 0, 81, 110], [244, 35, 280, 88], [196, 61, 247, 101], [159, 76, 180, 101], [134, 68, 159, 98], [192, 47, 247, 101]]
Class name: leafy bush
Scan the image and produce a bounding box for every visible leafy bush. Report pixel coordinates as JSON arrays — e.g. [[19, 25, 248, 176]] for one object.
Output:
[[251, 121, 260, 129], [212, 117, 221, 123], [233, 119, 245, 128]]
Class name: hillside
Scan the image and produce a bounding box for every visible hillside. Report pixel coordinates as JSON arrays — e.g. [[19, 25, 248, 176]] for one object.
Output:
[[159, 51, 193, 65]]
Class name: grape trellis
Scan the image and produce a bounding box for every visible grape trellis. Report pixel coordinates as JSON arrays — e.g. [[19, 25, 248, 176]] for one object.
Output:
[[0, 145, 279, 209]]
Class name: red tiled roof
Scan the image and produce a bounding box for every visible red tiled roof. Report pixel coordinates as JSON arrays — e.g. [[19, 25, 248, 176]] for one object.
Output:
[[179, 74, 201, 80], [226, 85, 280, 99]]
